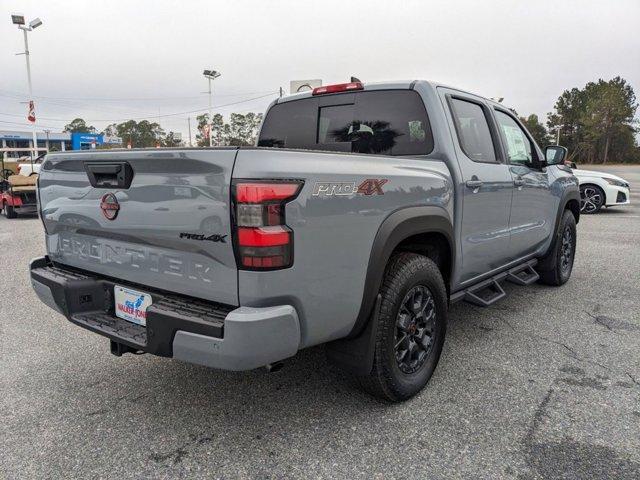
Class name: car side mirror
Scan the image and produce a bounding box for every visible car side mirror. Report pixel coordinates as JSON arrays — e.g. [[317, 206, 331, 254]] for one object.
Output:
[[545, 145, 568, 166]]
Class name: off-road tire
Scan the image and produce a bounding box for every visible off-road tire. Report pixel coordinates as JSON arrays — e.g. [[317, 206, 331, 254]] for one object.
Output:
[[358, 252, 447, 402], [537, 209, 577, 286]]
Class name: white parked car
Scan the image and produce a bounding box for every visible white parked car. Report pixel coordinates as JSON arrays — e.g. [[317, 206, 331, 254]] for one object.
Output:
[[17, 154, 44, 176], [571, 168, 631, 214]]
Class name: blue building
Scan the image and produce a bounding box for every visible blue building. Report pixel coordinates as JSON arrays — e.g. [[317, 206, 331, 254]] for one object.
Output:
[[71, 132, 104, 150], [0, 129, 122, 160]]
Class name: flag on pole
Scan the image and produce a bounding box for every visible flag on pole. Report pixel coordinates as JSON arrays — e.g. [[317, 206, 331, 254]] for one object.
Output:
[[27, 101, 36, 123]]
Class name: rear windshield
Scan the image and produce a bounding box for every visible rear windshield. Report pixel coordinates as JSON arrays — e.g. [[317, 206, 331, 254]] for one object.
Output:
[[258, 90, 433, 156]]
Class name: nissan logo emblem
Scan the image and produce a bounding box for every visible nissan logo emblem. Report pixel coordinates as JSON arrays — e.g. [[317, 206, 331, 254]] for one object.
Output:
[[100, 193, 120, 220]]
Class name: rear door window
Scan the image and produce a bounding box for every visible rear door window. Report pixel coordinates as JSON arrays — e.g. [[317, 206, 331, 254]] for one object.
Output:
[[449, 98, 497, 163], [258, 90, 433, 155]]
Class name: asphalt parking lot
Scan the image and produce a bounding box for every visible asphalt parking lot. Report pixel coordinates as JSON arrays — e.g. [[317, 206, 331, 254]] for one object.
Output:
[[1, 165, 639, 479]]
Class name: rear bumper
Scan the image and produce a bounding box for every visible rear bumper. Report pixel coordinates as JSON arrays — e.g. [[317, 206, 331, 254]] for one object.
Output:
[[29, 256, 300, 371], [15, 205, 38, 215]]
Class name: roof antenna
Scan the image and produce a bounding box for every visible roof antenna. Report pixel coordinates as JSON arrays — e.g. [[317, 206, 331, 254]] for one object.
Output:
[[350, 76, 361, 83]]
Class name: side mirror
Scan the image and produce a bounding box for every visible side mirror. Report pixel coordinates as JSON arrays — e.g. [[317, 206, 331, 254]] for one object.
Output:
[[545, 145, 568, 165]]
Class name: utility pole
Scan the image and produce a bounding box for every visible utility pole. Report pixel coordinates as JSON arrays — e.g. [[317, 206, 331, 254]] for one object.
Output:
[[203, 69, 221, 148], [11, 15, 44, 159], [207, 77, 213, 147], [44, 129, 50, 151], [187, 117, 192, 147]]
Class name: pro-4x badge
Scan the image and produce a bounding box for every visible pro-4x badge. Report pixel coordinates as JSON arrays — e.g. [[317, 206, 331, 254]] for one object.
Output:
[[312, 179, 388, 196], [180, 232, 227, 243]]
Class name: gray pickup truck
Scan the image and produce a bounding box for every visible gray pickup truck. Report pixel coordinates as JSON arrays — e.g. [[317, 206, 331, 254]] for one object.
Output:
[[30, 80, 580, 401]]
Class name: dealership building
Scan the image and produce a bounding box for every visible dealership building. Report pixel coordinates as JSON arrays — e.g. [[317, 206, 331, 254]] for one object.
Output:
[[0, 129, 122, 159]]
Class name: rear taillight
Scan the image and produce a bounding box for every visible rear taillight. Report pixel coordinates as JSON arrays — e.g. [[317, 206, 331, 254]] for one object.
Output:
[[312, 82, 364, 95], [233, 180, 303, 270], [16, 165, 21, 173]]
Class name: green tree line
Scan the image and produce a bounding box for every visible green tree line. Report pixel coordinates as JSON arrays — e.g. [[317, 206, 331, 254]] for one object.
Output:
[[520, 76, 638, 164], [194, 112, 263, 146], [63, 118, 182, 148], [63, 112, 263, 149], [62, 76, 638, 162]]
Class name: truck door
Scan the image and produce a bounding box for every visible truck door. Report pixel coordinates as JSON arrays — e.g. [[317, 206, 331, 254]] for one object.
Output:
[[491, 108, 555, 258], [443, 91, 514, 284]]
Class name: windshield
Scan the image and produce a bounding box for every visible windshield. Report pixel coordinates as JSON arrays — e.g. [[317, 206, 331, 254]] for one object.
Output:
[[258, 90, 433, 156]]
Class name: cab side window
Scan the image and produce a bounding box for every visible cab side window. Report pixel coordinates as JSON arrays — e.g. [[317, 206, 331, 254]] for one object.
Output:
[[494, 111, 533, 165], [449, 98, 497, 163]]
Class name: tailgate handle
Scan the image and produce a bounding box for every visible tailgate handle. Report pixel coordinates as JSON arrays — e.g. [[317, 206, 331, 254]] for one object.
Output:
[[85, 162, 134, 189]]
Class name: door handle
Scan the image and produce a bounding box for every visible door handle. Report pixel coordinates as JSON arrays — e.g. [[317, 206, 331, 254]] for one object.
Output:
[[465, 180, 483, 189], [513, 177, 525, 187]]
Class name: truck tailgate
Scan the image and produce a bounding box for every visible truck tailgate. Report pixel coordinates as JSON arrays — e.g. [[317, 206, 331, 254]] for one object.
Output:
[[38, 149, 239, 305]]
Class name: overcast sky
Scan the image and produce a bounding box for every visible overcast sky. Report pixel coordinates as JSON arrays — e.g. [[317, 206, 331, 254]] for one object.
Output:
[[1, 0, 639, 140]]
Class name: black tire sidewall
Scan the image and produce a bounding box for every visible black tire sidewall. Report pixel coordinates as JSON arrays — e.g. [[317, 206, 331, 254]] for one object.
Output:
[[5, 205, 17, 219], [555, 210, 577, 284], [376, 255, 447, 399]]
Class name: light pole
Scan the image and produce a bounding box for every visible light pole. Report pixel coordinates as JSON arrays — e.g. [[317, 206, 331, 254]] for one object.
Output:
[[203, 69, 221, 147], [11, 14, 43, 159]]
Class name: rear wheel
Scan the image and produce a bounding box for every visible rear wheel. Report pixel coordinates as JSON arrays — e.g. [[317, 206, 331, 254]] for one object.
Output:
[[358, 252, 447, 402], [3, 204, 18, 219], [580, 184, 605, 214]]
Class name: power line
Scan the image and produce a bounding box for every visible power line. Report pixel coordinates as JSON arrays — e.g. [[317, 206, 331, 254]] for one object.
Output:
[[0, 92, 278, 123], [0, 89, 277, 102], [0, 119, 66, 130]]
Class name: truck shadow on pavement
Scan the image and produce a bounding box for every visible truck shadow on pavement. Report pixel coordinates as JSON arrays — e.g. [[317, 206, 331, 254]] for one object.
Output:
[[14, 277, 638, 477]]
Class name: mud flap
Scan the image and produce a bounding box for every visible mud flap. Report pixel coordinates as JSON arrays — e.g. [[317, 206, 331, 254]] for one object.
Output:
[[326, 294, 382, 376]]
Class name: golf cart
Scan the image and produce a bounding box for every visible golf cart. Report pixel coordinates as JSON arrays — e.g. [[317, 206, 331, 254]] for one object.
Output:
[[1, 148, 45, 218]]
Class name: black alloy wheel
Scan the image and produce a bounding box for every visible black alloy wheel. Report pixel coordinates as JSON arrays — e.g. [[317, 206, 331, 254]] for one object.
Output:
[[559, 224, 574, 275], [394, 285, 436, 374]]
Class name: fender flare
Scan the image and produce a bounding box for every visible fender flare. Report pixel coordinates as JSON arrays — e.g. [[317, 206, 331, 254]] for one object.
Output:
[[551, 187, 580, 246], [326, 206, 454, 375], [538, 187, 580, 270]]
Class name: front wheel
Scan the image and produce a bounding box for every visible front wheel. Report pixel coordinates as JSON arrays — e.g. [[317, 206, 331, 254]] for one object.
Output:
[[359, 253, 448, 402], [537, 209, 577, 286], [580, 184, 605, 214]]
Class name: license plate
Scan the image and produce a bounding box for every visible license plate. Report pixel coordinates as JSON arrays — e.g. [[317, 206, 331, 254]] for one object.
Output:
[[114, 286, 152, 326]]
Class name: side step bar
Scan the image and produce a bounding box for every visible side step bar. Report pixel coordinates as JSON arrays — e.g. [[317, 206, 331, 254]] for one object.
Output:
[[464, 280, 506, 307], [451, 259, 539, 307], [506, 263, 539, 286]]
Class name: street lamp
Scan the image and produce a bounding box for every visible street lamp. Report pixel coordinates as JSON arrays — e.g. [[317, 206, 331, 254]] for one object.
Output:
[[203, 69, 221, 147], [12, 14, 43, 159]]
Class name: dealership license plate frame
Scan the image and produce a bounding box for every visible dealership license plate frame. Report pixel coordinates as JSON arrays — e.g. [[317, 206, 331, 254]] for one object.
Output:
[[114, 285, 153, 326]]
